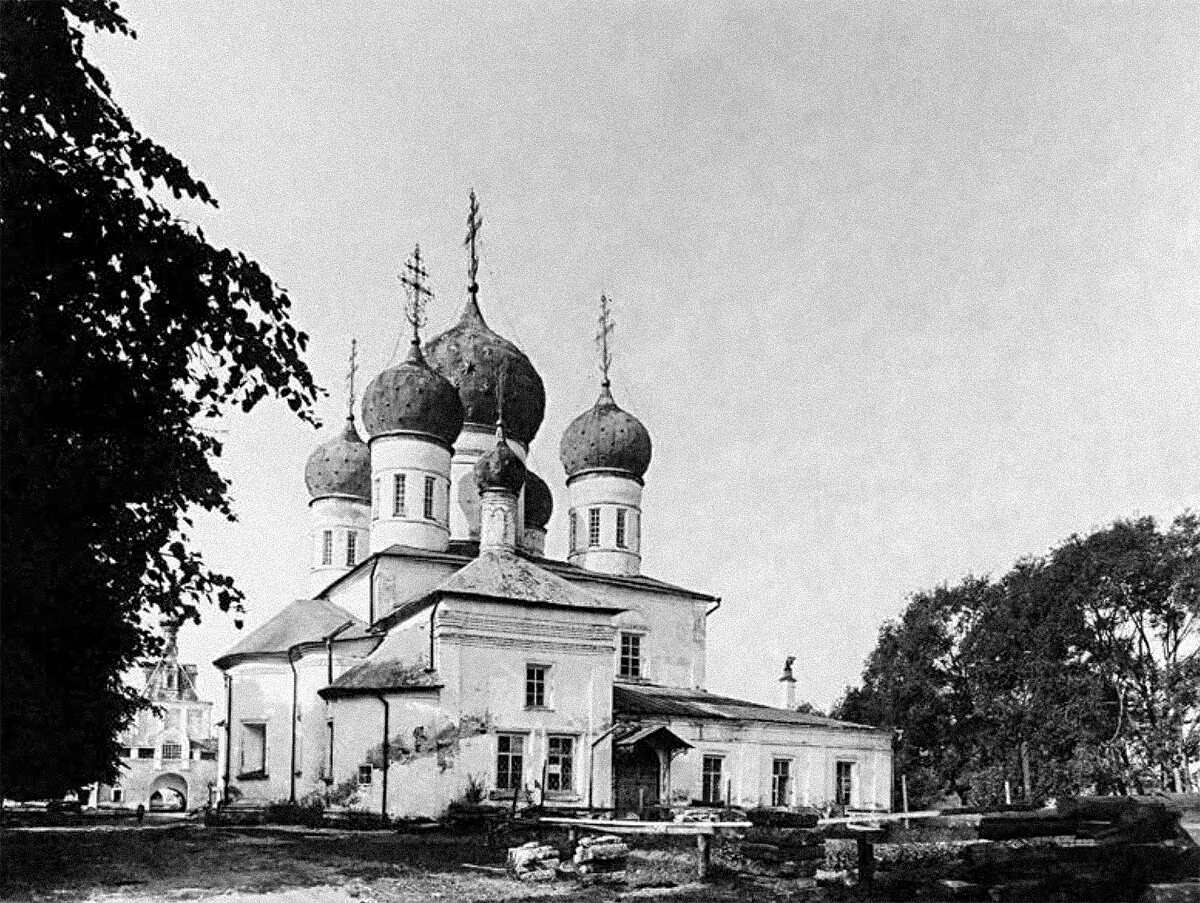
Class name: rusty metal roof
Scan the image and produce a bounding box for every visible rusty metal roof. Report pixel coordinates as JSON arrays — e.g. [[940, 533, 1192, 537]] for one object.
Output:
[[560, 383, 652, 482], [613, 683, 888, 733], [319, 659, 442, 699], [304, 418, 371, 501]]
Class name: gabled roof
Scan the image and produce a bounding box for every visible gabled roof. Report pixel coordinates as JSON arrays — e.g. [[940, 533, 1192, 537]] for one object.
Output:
[[213, 598, 371, 670], [379, 550, 625, 629], [613, 683, 889, 733]]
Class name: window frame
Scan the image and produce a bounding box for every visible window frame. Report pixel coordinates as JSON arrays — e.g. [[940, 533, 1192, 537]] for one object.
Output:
[[393, 473, 406, 517], [495, 733, 526, 792], [569, 510, 578, 553], [346, 530, 358, 566], [321, 530, 333, 566], [358, 764, 373, 786], [616, 508, 627, 549], [618, 632, 642, 679], [772, 758, 791, 807], [240, 721, 268, 776], [588, 507, 601, 547], [372, 477, 380, 519], [161, 742, 183, 761], [423, 474, 436, 521], [701, 755, 724, 805], [111, 786, 124, 803], [525, 663, 548, 709], [835, 760, 854, 807], [545, 735, 576, 796]]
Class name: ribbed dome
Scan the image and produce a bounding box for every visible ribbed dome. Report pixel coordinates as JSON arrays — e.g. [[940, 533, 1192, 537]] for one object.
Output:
[[474, 429, 526, 494], [424, 299, 545, 446], [305, 419, 371, 500], [361, 343, 464, 448], [524, 470, 553, 530], [560, 384, 652, 482]]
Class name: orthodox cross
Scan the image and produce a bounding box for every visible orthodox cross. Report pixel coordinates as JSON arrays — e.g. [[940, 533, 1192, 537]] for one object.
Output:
[[399, 245, 433, 345], [596, 292, 615, 387], [345, 338, 359, 421], [465, 189, 482, 295]]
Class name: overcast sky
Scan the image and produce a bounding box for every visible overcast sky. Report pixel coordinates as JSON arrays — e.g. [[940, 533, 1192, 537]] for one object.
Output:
[[88, 1, 1199, 711]]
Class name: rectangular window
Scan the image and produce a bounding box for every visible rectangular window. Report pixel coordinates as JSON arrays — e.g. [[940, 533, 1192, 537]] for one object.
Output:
[[702, 756, 724, 804], [772, 759, 791, 807], [241, 722, 267, 775], [546, 736, 575, 795], [525, 664, 547, 708], [424, 475, 436, 520], [321, 530, 333, 566], [111, 787, 124, 803], [372, 478, 380, 519], [619, 633, 641, 679], [358, 764, 373, 785], [137, 747, 154, 759], [616, 509, 627, 548], [836, 761, 854, 806], [588, 507, 601, 547], [569, 511, 578, 553], [393, 474, 406, 517], [346, 531, 358, 566], [119, 746, 132, 758], [496, 734, 525, 791], [162, 742, 182, 760]]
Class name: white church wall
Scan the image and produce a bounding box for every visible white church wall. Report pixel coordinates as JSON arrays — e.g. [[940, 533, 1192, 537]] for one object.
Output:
[[307, 496, 370, 597], [662, 718, 893, 812], [225, 661, 292, 803], [435, 596, 617, 810], [364, 555, 460, 623]]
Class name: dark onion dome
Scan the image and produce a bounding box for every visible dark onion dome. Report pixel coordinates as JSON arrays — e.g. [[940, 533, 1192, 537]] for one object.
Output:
[[424, 299, 546, 446], [361, 342, 464, 448], [559, 383, 652, 483], [305, 418, 371, 501], [524, 470, 553, 530], [474, 427, 526, 494]]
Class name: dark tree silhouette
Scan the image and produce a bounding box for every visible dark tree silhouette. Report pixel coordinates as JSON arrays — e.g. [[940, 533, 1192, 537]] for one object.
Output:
[[0, 0, 320, 799]]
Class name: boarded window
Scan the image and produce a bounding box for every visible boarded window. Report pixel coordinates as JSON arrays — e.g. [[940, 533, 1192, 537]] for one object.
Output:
[[546, 736, 574, 795], [616, 509, 627, 548], [588, 508, 601, 547], [321, 530, 333, 566], [496, 734, 525, 791], [772, 759, 791, 807], [346, 531, 358, 566], [424, 475, 436, 520], [702, 756, 723, 804], [836, 761, 854, 806], [241, 723, 267, 774], [525, 664, 547, 708], [619, 633, 641, 679]]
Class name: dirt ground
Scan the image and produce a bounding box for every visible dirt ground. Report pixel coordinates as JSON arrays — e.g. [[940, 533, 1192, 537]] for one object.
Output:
[[0, 824, 837, 903]]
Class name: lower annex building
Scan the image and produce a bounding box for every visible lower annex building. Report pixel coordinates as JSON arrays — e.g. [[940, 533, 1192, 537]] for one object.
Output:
[[214, 199, 892, 818]]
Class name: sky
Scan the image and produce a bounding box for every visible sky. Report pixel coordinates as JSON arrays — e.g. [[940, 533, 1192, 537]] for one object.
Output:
[[87, 1, 1200, 711]]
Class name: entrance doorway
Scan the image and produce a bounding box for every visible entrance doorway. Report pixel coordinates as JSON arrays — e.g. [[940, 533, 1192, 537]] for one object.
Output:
[[614, 743, 659, 814], [148, 773, 188, 811]]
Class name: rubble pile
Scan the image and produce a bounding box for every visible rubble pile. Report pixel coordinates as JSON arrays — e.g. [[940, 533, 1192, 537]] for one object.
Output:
[[506, 841, 561, 882], [572, 833, 630, 882], [731, 807, 825, 878]]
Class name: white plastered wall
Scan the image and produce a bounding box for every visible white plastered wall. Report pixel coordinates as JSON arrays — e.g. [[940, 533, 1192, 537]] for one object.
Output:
[[369, 435, 452, 553]]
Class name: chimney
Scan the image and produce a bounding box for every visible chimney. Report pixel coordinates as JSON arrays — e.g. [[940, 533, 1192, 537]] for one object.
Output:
[[778, 656, 797, 709]]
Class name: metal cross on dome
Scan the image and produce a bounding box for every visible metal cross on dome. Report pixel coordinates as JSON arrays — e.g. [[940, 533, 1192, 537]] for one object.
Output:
[[596, 292, 615, 387], [399, 245, 433, 345], [345, 338, 358, 421], [465, 189, 482, 295]]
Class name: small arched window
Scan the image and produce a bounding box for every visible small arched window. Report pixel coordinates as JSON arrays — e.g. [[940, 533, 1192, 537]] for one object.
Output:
[[568, 511, 577, 553]]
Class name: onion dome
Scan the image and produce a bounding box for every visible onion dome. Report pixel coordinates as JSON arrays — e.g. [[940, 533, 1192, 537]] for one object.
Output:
[[559, 384, 652, 482], [305, 418, 371, 500], [474, 427, 526, 494], [361, 342, 464, 448], [424, 300, 546, 446], [524, 470, 553, 530]]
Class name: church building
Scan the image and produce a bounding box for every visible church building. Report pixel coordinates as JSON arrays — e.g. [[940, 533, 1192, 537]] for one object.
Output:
[[214, 194, 892, 819]]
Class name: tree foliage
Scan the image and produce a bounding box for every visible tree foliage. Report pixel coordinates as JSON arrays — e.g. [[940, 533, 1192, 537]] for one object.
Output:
[[835, 514, 1199, 808], [1, 0, 320, 799]]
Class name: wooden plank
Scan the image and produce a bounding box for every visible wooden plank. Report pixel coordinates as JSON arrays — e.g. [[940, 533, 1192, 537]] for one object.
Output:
[[539, 817, 751, 835], [817, 810, 941, 825]]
